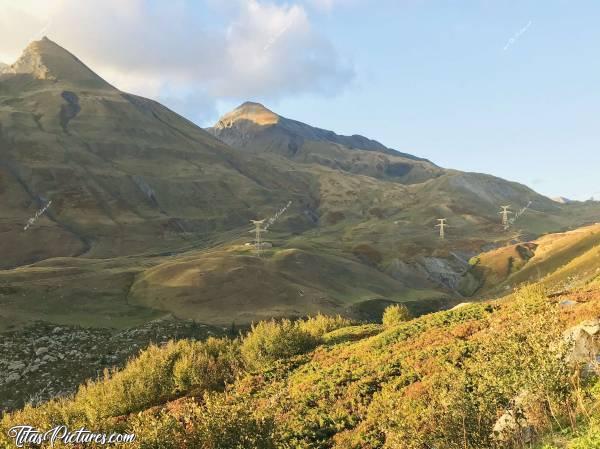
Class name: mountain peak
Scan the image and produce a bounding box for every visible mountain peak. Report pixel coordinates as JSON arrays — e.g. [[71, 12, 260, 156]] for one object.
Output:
[[3, 37, 111, 88], [208, 102, 439, 181], [215, 101, 280, 129]]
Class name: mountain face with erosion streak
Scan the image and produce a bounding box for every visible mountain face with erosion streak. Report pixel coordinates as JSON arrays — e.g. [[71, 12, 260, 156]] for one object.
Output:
[[1, 38, 600, 332]]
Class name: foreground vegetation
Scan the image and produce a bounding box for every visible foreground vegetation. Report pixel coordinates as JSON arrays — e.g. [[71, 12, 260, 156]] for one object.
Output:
[[2, 284, 600, 448]]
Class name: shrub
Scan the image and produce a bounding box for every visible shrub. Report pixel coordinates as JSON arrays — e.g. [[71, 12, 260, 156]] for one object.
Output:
[[75, 338, 240, 421], [128, 395, 278, 449], [468, 256, 480, 266], [382, 304, 411, 327], [241, 319, 318, 370], [188, 394, 278, 449], [298, 314, 353, 338], [172, 338, 241, 393]]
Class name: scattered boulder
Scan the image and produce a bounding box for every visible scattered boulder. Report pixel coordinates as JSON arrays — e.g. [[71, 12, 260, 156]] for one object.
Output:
[[6, 373, 21, 383], [559, 299, 578, 308], [563, 319, 600, 365], [0, 319, 226, 414], [8, 361, 25, 371], [35, 347, 49, 356], [492, 410, 533, 444], [492, 392, 534, 444]]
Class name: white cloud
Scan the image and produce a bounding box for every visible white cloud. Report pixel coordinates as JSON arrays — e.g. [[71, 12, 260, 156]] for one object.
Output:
[[0, 0, 353, 124], [305, 0, 360, 12]]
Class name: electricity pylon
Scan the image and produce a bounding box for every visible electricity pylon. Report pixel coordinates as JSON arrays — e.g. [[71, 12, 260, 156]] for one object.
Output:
[[499, 205, 513, 230], [250, 219, 267, 256], [436, 218, 447, 240]]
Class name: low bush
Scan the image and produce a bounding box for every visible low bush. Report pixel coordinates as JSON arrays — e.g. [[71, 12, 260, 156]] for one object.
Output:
[[128, 395, 278, 449], [241, 319, 319, 370], [75, 338, 241, 421], [298, 313, 353, 338], [4, 284, 600, 449], [382, 304, 411, 327]]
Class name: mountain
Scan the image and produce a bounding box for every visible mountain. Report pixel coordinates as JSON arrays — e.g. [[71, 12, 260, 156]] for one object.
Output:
[[0, 38, 312, 267], [0, 36, 111, 87], [1, 38, 600, 332], [208, 101, 442, 184], [4, 32, 600, 449]]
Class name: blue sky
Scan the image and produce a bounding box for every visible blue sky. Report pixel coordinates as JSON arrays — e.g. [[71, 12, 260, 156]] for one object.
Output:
[[1, 0, 598, 200], [239, 0, 600, 201]]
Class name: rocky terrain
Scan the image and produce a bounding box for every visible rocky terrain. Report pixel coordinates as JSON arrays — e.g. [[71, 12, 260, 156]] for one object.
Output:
[[0, 318, 225, 413]]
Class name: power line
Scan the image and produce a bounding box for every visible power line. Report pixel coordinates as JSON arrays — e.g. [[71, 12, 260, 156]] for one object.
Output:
[[436, 218, 447, 240], [250, 219, 267, 257], [499, 205, 513, 230], [264, 201, 292, 230], [509, 201, 532, 226]]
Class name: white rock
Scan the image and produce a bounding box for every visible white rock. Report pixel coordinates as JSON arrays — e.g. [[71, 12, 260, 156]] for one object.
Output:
[[6, 373, 21, 382], [8, 361, 25, 371], [492, 410, 533, 443], [563, 319, 600, 365], [35, 347, 49, 356]]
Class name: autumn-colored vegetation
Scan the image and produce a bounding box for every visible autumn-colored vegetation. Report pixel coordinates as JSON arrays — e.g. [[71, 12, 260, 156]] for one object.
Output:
[[2, 285, 600, 449]]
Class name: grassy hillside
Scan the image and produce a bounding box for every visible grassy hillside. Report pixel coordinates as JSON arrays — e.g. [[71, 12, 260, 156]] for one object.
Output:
[[128, 244, 446, 326], [469, 223, 600, 295], [2, 280, 600, 448]]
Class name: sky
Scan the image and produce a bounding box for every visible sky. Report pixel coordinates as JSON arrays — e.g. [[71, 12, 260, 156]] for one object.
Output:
[[0, 0, 598, 200]]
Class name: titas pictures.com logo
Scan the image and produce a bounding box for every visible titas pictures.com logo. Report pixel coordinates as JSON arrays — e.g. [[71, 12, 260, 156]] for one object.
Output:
[[7, 426, 135, 447]]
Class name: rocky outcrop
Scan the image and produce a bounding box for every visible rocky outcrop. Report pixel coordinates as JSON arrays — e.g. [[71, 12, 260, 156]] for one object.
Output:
[[492, 319, 600, 443], [385, 255, 482, 297], [419, 257, 467, 293]]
